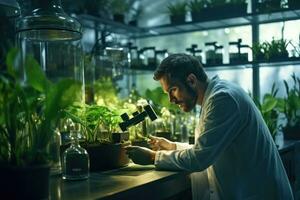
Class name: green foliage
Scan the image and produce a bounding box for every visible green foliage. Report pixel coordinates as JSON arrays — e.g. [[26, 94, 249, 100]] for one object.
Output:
[[253, 83, 279, 139], [0, 49, 81, 166], [189, 0, 208, 12], [64, 104, 122, 143], [144, 87, 179, 115], [167, 2, 187, 16], [111, 0, 129, 14], [94, 77, 120, 107], [252, 39, 290, 61], [276, 73, 300, 132]]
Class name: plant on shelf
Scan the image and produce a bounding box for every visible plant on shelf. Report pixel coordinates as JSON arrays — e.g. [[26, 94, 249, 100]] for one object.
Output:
[[0, 49, 81, 199], [251, 42, 267, 62], [167, 1, 187, 24], [263, 38, 290, 61], [252, 84, 280, 140], [210, 0, 247, 18], [188, 0, 208, 21], [276, 73, 300, 140]]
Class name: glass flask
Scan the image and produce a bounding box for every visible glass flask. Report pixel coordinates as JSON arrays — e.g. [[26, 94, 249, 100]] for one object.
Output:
[[62, 130, 89, 180], [48, 128, 62, 175]]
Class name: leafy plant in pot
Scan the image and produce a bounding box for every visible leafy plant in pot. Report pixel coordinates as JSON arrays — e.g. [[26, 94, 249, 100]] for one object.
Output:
[[63, 103, 130, 171], [277, 73, 300, 140], [0, 49, 81, 199], [188, 0, 209, 22], [263, 38, 290, 61], [167, 1, 187, 25]]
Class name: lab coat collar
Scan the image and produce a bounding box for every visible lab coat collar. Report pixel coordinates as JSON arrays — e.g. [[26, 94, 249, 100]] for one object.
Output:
[[202, 75, 219, 106]]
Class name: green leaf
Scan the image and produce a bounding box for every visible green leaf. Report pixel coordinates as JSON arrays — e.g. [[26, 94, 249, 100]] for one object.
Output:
[[261, 97, 277, 113], [45, 79, 81, 121], [25, 55, 50, 93], [6, 48, 19, 78]]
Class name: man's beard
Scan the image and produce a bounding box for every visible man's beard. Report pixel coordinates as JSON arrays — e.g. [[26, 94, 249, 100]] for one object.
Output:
[[180, 82, 198, 112]]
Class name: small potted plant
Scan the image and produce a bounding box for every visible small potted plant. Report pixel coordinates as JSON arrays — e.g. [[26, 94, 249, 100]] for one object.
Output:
[[257, 0, 282, 13], [188, 0, 209, 22], [0, 49, 81, 199], [251, 42, 267, 62], [63, 103, 130, 171], [264, 38, 290, 61], [288, 0, 300, 9], [277, 73, 300, 140], [167, 1, 187, 25]]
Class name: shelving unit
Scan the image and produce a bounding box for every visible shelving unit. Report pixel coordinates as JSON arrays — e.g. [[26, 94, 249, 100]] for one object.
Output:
[[76, 1, 300, 99], [135, 8, 300, 38]]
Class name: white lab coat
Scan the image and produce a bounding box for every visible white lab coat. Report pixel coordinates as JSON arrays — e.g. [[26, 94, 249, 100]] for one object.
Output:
[[154, 76, 294, 200]]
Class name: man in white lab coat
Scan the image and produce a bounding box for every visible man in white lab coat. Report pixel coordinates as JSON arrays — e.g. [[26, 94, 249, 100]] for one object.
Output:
[[125, 53, 294, 200]]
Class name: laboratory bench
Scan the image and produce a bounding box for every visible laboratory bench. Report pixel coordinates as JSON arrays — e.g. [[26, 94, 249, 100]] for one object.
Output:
[[50, 164, 192, 200], [50, 140, 297, 200]]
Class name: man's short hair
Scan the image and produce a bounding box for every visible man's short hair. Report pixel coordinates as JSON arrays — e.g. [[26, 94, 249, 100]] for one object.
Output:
[[153, 53, 207, 83]]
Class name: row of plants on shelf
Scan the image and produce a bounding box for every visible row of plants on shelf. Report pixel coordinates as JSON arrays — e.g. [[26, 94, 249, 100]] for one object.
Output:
[[62, 0, 142, 25], [167, 0, 248, 24], [257, 0, 300, 13], [252, 73, 300, 141]]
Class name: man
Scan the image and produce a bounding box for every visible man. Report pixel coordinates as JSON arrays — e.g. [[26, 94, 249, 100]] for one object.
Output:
[[125, 53, 293, 200]]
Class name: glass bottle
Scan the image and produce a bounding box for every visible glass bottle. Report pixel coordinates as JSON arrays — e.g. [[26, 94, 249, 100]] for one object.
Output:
[[62, 129, 89, 180]]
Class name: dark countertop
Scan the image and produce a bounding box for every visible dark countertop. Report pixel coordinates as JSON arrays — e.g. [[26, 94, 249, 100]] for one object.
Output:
[[50, 163, 191, 200]]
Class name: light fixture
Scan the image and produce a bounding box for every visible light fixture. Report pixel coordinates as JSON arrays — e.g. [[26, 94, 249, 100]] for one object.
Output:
[[16, 0, 82, 41], [0, 0, 19, 17]]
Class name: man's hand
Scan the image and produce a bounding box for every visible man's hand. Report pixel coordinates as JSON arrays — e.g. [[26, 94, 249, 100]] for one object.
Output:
[[148, 135, 176, 151], [125, 146, 156, 165]]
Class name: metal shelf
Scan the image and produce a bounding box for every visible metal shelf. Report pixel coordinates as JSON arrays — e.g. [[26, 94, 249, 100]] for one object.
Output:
[[136, 8, 300, 38], [77, 14, 150, 37]]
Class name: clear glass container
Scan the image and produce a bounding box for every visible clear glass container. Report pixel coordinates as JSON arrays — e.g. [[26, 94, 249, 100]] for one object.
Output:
[[48, 128, 62, 175], [62, 130, 89, 180]]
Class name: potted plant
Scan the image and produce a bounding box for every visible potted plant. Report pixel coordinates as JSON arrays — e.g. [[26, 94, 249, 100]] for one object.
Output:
[[251, 42, 267, 62], [188, 0, 209, 22], [0, 49, 81, 199], [167, 2, 187, 25], [288, 0, 300, 9], [264, 38, 290, 61], [257, 0, 282, 13], [253, 83, 280, 140], [277, 73, 300, 140], [63, 103, 130, 171]]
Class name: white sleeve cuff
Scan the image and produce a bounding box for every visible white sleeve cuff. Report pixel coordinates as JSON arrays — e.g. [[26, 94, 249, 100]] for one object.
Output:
[[175, 142, 192, 150]]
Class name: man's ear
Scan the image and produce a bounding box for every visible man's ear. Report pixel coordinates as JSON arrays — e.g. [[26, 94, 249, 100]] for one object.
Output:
[[186, 73, 197, 87]]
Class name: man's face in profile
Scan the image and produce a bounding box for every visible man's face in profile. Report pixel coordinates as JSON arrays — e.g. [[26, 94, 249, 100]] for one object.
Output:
[[159, 75, 197, 112]]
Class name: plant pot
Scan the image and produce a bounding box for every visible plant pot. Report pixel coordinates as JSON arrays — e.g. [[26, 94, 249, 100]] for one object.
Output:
[[268, 52, 289, 62], [283, 125, 300, 140], [112, 132, 130, 143], [0, 164, 50, 199], [213, 3, 247, 19], [229, 53, 249, 64], [257, 1, 281, 13], [147, 58, 157, 70], [85, 142, 130, 171], [288, 0, 300, 9], [191, 8, 214, 22], [206, 51, 223, 66], [170, 15, 186, 25]]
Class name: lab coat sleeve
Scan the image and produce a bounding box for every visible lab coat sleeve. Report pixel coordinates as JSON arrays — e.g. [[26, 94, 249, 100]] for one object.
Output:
[[155, 92, 242, 171]]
